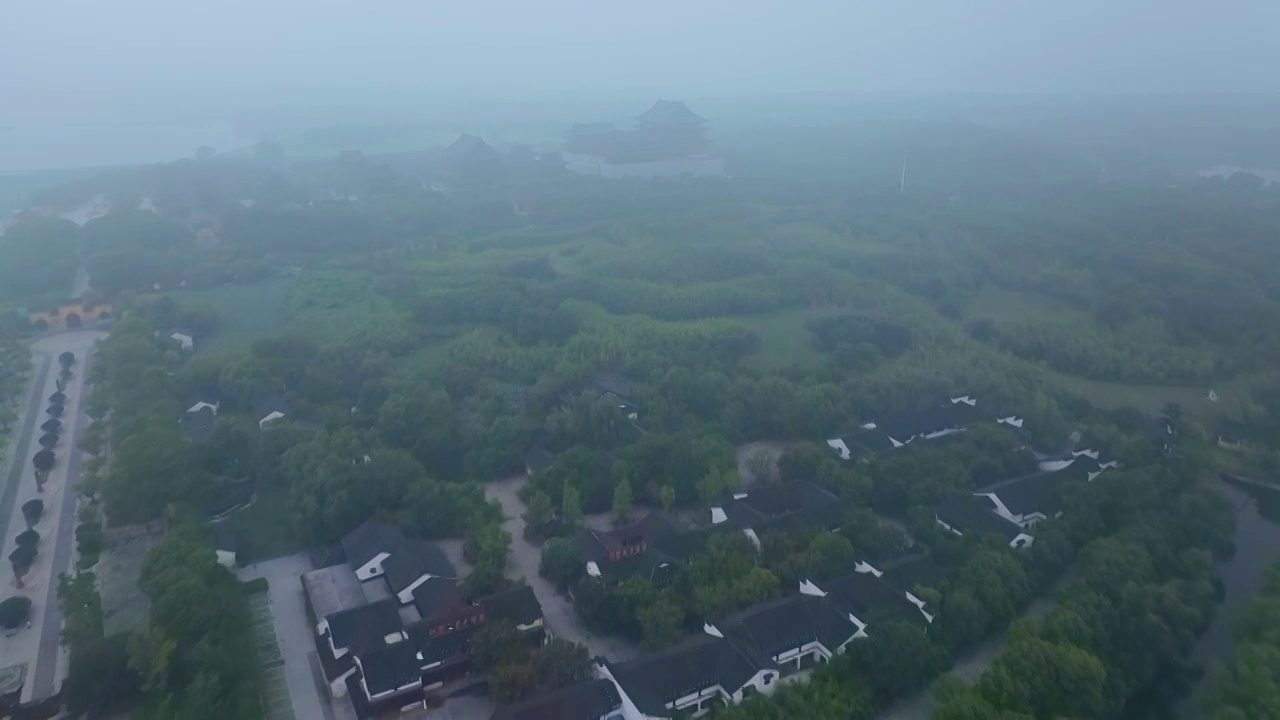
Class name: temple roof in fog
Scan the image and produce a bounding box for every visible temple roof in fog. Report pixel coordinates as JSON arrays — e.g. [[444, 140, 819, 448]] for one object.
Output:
[[637, 100, 708, 126]]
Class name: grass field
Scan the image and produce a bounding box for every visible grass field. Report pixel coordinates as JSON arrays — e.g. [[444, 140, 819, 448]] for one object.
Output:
[[284, 269, 409, 346], [162, 269, 412, 353], [965, 284, 1093, 324], [1050, 370, 1217, 416], [164, 278, 293, 353], [736, 307, 833, 370]]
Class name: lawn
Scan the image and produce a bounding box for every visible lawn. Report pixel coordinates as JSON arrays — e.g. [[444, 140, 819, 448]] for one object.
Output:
[[161, 277, 293, 353], [1049, 370, 1217, 416], [736, 307, 833, 371], [965, 284, 1093, 324], [222, 480, 304, 563], [284, 269, 410, 346], [161, 269, 412, 352]]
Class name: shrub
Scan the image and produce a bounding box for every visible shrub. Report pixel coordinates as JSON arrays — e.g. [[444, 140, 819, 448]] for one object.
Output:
[[0, 596, 32, 629]]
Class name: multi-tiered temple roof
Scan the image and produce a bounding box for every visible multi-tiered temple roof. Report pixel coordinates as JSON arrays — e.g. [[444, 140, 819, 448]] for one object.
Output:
[[564, 100, 715, 166]]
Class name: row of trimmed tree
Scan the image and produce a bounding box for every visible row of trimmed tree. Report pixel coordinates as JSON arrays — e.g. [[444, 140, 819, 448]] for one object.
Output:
[[9, 500, 44, 588], [11, 352, 71, 586]]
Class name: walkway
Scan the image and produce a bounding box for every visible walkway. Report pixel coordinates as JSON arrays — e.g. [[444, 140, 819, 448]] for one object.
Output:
[[1220, 471, 1280, 494], [0, 330, 105, 702], [484, 475, 638, 661]]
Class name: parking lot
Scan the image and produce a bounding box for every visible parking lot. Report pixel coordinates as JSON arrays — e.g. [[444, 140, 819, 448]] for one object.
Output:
[[248, 590, 297, 720], [240, 554, 357, 720]]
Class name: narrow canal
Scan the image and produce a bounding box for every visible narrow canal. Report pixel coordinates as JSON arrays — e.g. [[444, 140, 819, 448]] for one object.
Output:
[[1171, 477, 1280, 719]]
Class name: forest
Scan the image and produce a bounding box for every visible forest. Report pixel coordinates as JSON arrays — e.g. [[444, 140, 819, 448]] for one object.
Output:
[[0, 116, 1277, 720]]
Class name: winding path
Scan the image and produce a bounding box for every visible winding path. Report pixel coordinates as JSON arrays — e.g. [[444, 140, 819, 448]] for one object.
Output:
[[484, 474, 638, 661]]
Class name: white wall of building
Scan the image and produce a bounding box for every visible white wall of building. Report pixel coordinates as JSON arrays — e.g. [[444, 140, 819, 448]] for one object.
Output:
[[355, 551, 391, 581]]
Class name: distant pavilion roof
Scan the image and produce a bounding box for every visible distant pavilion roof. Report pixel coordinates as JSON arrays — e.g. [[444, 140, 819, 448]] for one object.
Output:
[[636, 100, 708, 126]]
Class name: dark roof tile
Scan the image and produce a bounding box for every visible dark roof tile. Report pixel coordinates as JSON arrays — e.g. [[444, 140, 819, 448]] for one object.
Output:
[[411, 623, 475, 666], [358, 641, 422, 698], [480, 584, 542, 627], [327, 599, 403, 656], [342, 519, 406, 571], [935, 495, 1027, 543], [609, 634, 756, 716], [819, 572, 925, 626], [384, 540, 456, 593], [411, 578, 465, 623]]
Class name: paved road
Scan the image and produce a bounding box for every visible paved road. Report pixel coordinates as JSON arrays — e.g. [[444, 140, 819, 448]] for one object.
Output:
[[485, 475, 638, 662], [29, 346, 94, 697], [0, 355, 48, 563]]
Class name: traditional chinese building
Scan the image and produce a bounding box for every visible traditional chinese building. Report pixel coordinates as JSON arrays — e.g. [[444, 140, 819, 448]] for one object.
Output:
[[563, 100, 724, 179]]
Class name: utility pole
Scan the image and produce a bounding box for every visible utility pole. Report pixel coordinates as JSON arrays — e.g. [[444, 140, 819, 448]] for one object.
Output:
[[900, 154, 908, 195]]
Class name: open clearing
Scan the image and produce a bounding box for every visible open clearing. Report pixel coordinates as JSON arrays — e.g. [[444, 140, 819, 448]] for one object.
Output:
[[96, 534, 159, 636], [736, 307, 831, 370], [1049, 370, 1217, 416], [964, 284, 1093, 324], [160, 277, 293, 352]]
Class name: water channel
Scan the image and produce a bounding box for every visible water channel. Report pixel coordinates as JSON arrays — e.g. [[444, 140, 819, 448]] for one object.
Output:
[[1170, 477, 1280, 719]]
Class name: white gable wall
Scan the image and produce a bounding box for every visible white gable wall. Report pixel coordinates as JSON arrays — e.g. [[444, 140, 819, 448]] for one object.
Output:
[[853, 561, 882, 577], [328, 666, 357, 696], [355, 552, 391, 581], [976, 492, 1021, 524], [395, 573, 438, 605], [733, 668, 782, 701]]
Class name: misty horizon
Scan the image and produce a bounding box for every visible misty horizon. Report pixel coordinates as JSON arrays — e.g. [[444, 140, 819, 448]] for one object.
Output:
[[4, 1, 1280, 171]]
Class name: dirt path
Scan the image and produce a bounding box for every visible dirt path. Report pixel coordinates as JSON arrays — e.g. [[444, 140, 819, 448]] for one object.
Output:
[[484, 474, 638, 661]]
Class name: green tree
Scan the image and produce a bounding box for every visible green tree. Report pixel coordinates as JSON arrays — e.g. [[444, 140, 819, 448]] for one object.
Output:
[[63, 634, 142, 718], [470, 623, 528, 671], [797, 532, 856, 582], [524, 490, 554, 533], [658, 484, 676, 511], [21, 499, 43, 529], [638, 594, 684, 650], [539, 538, 582, 590], [535, 638, 591, 688], [977, 637, 1112, 719], [561, 483, 583, 525], [15, 529, 39, 548], [846, 621, 946, 701], [491, 661, 539, 703], [697, 466, 737, 506], [0, 596, 31, 629], [612, 478, 633, 522]]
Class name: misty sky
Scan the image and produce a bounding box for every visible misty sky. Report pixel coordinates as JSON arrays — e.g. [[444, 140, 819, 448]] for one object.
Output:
[[5, 0, 1278, 111]]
